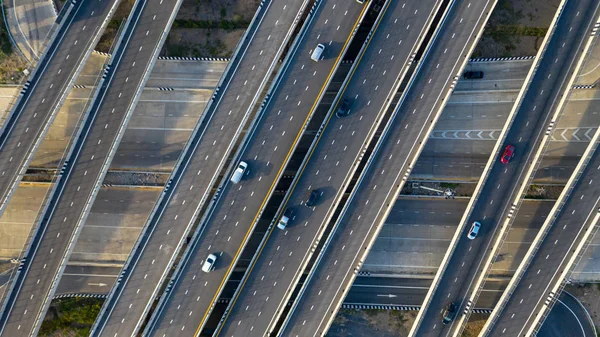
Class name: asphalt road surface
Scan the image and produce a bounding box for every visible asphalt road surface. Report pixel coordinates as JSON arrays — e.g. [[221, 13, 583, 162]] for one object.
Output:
[[412, 0, 600, 336], [143, 1, 367, 336], [486, 139, 600, 334], [280, 0, 498, 335], [365, 197, 554, 277], [215, 0, 445, 336], [0, 0, 118, 220], [0, 0, 181, 334], [91, 0, 314, 336]]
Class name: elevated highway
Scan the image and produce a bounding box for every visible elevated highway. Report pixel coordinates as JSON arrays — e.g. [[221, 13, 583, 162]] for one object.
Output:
[[279, 0, 499, 335], [0, 0, 184, 334], [89, 0, 314, 336]]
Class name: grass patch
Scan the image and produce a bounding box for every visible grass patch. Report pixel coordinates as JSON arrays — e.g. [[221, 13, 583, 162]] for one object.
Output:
[[172, 18, 250, 30], [39, 297, 104, 337], [0, 18, 28, 83], [164, 37, 230, 57], [486, 25, 548, 38], [95, 0, 135, 53]]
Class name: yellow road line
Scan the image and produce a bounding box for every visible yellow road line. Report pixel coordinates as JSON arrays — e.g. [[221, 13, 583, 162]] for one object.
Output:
[[199, 3, 371, 337]]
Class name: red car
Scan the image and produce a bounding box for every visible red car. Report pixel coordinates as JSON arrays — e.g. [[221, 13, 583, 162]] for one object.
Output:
[[500, 145, 515, 164]]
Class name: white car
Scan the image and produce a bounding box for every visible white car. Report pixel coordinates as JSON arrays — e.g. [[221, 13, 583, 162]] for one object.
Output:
[[202, 253, 217, 273], [467, 221, 481, 240], [277, 215, 290, 230], [230, 161, 248, 184]]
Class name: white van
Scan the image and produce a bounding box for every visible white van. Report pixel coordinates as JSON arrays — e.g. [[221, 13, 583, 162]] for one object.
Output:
[[230, 161, 248, 184], [311, 44, 325, 62]]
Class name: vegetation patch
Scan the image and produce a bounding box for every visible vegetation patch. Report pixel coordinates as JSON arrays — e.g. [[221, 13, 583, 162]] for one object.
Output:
[[172, 18, 250, 30], [39, 298, 104, 337], [0, 19, 27, 83]]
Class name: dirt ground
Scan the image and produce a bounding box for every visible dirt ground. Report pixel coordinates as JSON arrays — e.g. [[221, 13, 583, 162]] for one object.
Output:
[[177, 0, 260, 22], [163, 0, 259, 57], [473, 0, 561, 58], [329, 309, 417, 337], [462, 313, 489, 337], [164, 28, 244, 58], [565, 283, 600, 333]]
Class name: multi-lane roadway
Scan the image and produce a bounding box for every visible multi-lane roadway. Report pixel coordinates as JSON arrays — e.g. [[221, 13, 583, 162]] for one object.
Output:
[[483, 131, 600, 336], [0, 0, 119, 220], [411, 0, 600, 335], [90, 0, 314, 335], [142, 1, 367, 336], [215, 0, 446, 335], [280, 0, 500, 335], [0, 0, 184, 334]]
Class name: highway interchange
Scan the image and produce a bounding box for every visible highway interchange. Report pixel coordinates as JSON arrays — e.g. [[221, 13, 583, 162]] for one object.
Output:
[[215, 0, 445, 335], [281, 0, 501, 335], [91, 0, 315, 335], [411, 0, 600, 335], [0, 0, 185, 334], [0, 0, 119, 221], [143, 1, 369, 336], [0, 0, 600, 336]]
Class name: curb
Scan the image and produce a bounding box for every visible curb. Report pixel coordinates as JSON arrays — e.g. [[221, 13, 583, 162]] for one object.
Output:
[[468, 56, 535, 62], [340, 304, 494, 313], [157, 56, 230, 61], [573, 84, 595, 89], [53, 293, 107, 300]]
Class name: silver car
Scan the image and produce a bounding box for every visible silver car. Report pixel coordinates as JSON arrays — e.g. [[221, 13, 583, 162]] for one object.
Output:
[[467, 221, 481, 240]]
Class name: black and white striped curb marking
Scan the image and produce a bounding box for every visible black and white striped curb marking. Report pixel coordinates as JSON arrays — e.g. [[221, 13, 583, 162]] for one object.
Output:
[[545, 291, 556, 306], [20, 81, 31, 96], [158, 56, 230, 62], [53, 293, 107, 300], [468, 56, 535, 62], [158, 87, 175, 91], [591, 22, 600, 36], [573, 84, 595, 89], [73, 84, 86, 89], [340, 304, 493, 313], [93, 50, 111, 57]]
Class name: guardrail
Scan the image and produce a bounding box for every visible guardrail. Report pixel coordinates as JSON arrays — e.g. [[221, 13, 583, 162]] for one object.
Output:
[[0, 0, 123, 221], [276, 0, 451, 334], [528, 212, 600, 335], [124, 0, 315, 334], [459, 7, 600, 337], [478, 133, 600, 335], [230, 1, 408, 333]]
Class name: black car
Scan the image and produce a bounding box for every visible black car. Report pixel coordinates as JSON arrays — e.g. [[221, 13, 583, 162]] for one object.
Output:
[[442, 302, 458, 325], [305, 189, 320, 207], [335, 98, 353, 118], [463, 71, 484, 79]]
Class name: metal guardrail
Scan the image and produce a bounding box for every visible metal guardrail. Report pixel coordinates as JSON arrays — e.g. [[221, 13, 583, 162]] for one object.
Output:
[[100, 0, 314, 335], [475, 8, 600, 336], [529, 212, 600, 335]]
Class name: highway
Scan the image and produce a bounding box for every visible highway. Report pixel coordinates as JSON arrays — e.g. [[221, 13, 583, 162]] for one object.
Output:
[[280, 0, 500, 335], [483, 138, 600, 336], [0, 0, 119, 220], [214, 0, 447, 335], [410, 0, 600, 335], [364, 197, 554, 278], [0, 0, 184, 334], [143, 1, 367, 336], [90, 0, 314, 335]]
